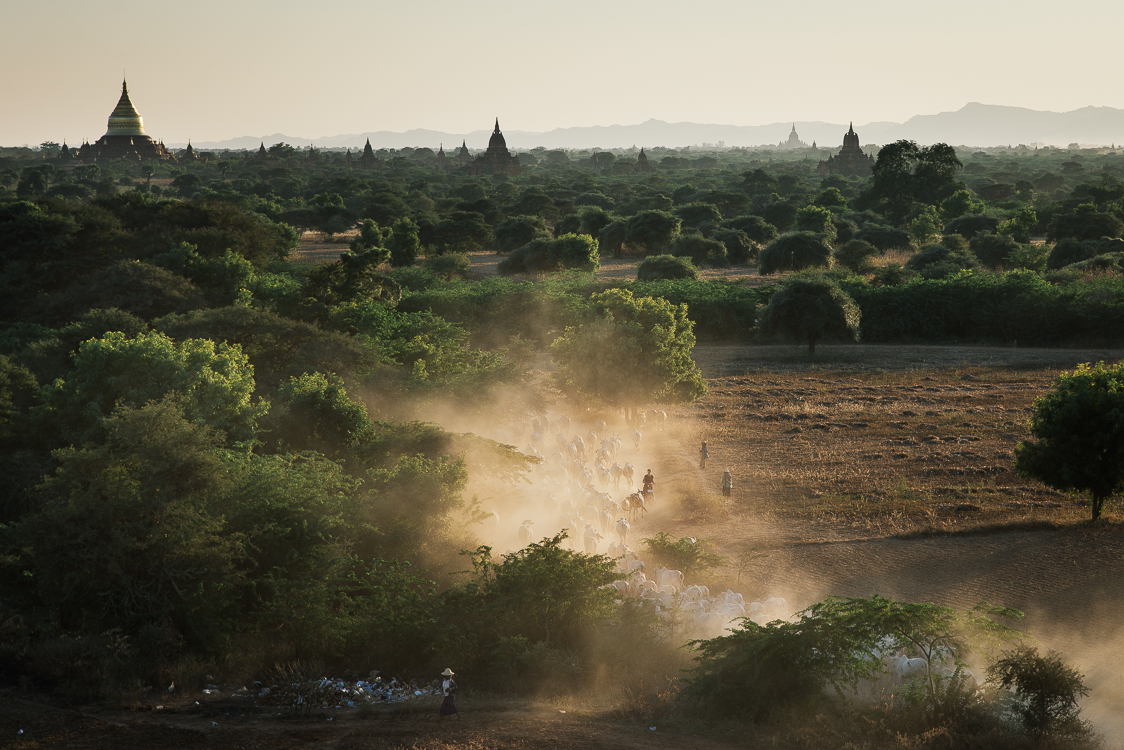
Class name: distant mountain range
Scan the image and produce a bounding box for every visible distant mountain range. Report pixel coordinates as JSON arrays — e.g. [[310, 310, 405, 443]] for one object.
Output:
[[174, 103, 1124, 152]]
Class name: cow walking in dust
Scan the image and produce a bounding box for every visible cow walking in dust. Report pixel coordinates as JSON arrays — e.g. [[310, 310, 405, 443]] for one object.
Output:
[[632, 428, 642, 452], [517, 520, 534, 547], [615, 518, 630, 544]]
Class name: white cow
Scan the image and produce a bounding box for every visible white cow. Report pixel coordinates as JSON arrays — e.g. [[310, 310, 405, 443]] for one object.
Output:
[[657, 568, 685, 591], [583, 524, 604, 554], [608, 462, 623, 489], [599, 507, 613, 534], [594, 419, 606, 437], [763, 596, 789, 620], [893, 656, 929, 684], [556, 416, 571, 435], [622, 462, 634, 487], [632, 428, 642, 452], [517, 520, 534, 546], [646, 409, 667, 430], [597, 466, 611, 489], [616, 518, 630, 544]]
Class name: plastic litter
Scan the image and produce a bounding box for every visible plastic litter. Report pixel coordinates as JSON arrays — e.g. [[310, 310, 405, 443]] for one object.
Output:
[[559, 709, 566, 714], [650, 726, 657, 730]]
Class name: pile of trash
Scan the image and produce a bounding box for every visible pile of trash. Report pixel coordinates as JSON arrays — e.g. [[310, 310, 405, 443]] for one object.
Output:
[[254, 672, 440, 716]]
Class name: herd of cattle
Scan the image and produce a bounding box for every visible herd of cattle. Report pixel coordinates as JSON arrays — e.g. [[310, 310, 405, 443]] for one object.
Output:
[[485, 411, 983, 695]]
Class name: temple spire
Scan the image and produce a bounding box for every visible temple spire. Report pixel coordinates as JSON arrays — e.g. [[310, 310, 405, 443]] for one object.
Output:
[[494, 118, 501, 133]]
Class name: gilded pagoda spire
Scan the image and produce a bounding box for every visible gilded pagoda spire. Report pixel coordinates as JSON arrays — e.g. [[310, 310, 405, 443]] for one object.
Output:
[[105, 79, 146, 137]]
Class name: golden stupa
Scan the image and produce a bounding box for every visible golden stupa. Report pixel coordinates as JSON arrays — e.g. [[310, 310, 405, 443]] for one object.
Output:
[[73, 79, 174, 162]]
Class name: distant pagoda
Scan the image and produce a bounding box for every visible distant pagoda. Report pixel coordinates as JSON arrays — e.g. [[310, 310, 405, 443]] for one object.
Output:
[[777, 123, 808, 150], [74, 79, 174, 162], [636, 147, 655, 172], [817, 123, 874, 176], [465, 119, 521, 176]]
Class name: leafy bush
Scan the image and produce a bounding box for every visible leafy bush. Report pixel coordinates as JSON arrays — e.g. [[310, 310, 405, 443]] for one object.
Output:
[[970, 232, 1021, 269], [721, 214, 779, 245], [640, 531, 725, 575], [905, 244, 981, 279], [1047, 238, 1103, 270], [943, 214, 999, 240], [424, 252, 471, 280], [834, 239, 878, 273], [757, 274, 860, 353], [497, 234, 600, 275], [758, 232, 833, 275], [854, 223, 911, 251], [987, 645, 1090, 737], [1068, 252, 1124, 274], [493, 214, 548, 253], [636, 254, 700, 281], [871, 262, 919, 287], [713, 228, 755, 265], [671, 234, 729, 268]]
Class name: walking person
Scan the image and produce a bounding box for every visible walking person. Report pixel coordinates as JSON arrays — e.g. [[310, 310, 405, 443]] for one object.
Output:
[[699, 440, 709, 469], [722, 468, 733, 498], [439, 668, 459, 719]]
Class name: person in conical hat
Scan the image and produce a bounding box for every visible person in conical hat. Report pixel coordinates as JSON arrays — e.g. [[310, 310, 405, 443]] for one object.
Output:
[[722, 468, 733, 498], [439, 668, 459, 718]]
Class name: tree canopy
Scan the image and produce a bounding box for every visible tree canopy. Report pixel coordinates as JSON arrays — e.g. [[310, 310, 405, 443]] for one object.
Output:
[[551, 288, 706, 422]]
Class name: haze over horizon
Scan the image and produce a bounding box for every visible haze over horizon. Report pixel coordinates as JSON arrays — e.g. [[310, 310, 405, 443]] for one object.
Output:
[[4, 0, 1123, 147]]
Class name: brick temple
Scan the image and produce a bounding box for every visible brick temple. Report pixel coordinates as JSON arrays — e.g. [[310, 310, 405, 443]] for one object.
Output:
[[817, 123, 875, 176], [465, 119, 521, 176]]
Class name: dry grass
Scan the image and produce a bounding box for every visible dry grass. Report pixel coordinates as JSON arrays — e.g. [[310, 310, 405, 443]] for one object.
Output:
[[670, 363, 1123, 535]]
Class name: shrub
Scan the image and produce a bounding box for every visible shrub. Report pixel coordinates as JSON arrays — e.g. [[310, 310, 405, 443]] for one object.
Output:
[[871, 262, 918, 287], [757, 274, 860, 353], [493, 214, 548, 253], [423, 253, 471, 280], [969, 232, 1021, 269], [854, 223, 912, 252], [905, 244, 980, 279], [713, 228, 755, 265], [497, 233, 600, 275], [987, 645, 1090, 737], [834, 239, 878, 273], [640, 531, 725, 575], [674, 202, 722, 229], [671, 234, 729, 268], [943, 214, 999, 240], [1047, 237, 1102, 270], [758, 232, 833, 275], [636, 255, 700, 282], [721, 214, 779, 245], [1068, 252, 1124, 274]]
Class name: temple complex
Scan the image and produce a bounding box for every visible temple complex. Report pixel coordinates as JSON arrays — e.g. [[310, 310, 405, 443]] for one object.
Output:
[[777, 124, 808, 149], [456, 140, 471, 165], [73, 80, 174, 162], [179, 141, 200, 161], [816, 123, 875, 176], [465, 119, 521, 176]]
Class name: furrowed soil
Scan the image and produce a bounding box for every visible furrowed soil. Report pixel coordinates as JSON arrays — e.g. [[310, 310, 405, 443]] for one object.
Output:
[[6, 343, 1124, 748]]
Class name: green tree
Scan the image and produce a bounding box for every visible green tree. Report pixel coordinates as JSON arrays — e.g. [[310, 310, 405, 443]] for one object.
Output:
[[432, 211, 492, 254], [386, 217, 421, 267], [834, 239, 878, 273], [987, 645, 1090, 737], [497, 233, 600, 275], [1015, 361, 1124, 521], [624, 210, 681, 255], [795, 205, 835, 238], [722, 214, 779, 245], [870, 140, 962, 214], [41, 330, 265, 443], [674, 202, 722, 229], [758, 232, 833, 275], [671, 233, 729, 267], [908, 205, 943, 246], [813, 187, 847, 208], [17, 399, 244, 643], [455, 534, 618, 647], [267, 372, 374, 456], [551, 288, 706, 423], [493, 214, 549, 253], [969, 232, 1021, 269], [757, 274, 860, 354], [636, 255, 700, 281], [1047, 203, 1124, 242]]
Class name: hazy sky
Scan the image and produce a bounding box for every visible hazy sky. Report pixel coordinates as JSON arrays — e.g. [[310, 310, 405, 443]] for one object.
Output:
[[4, 0, 1122, 146]]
